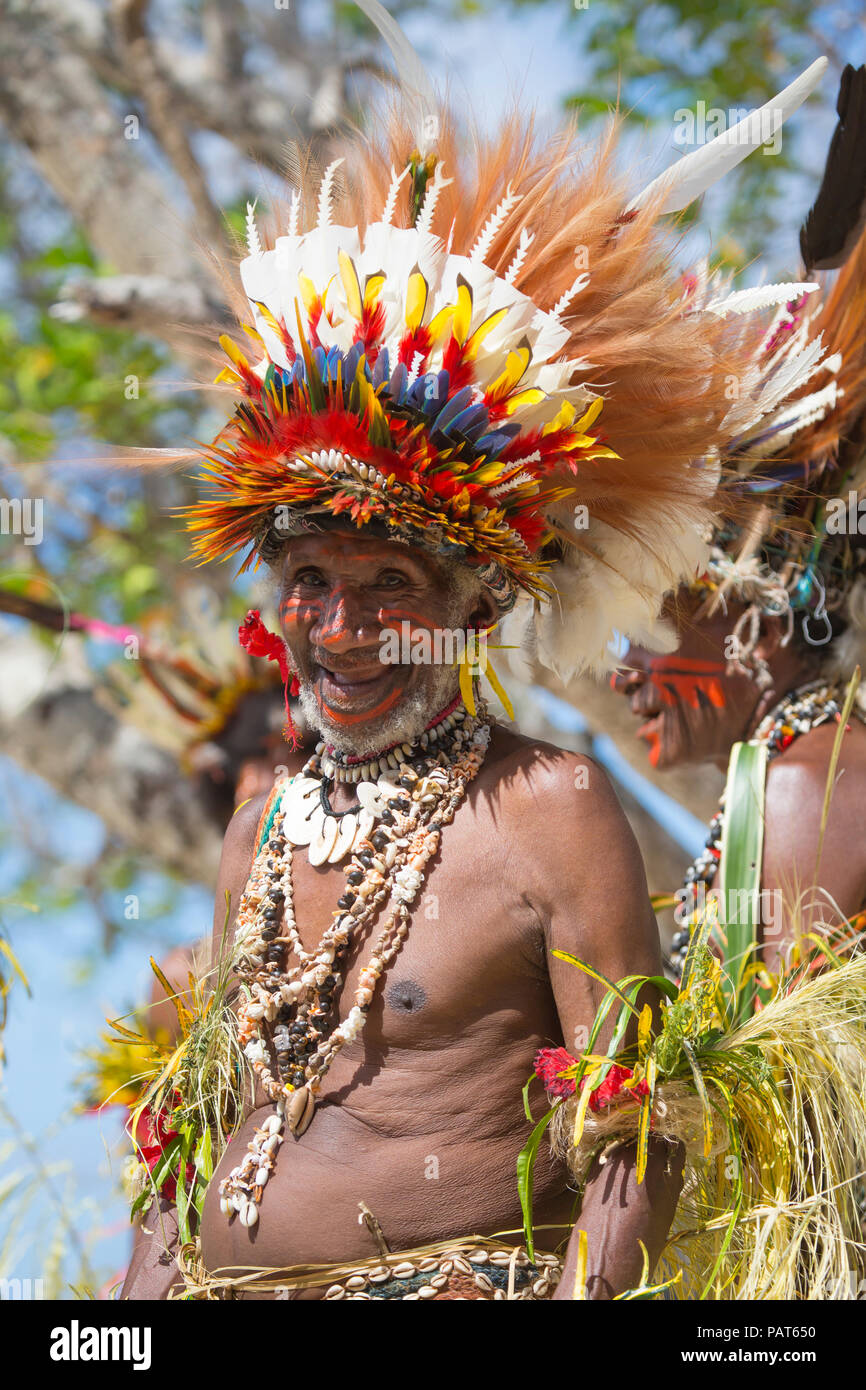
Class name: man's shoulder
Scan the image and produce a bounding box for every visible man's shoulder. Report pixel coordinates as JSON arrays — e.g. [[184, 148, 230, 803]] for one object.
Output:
[[763, 715, 866, 864], [766, 714, 866, 792], [483, 725, 624, 826], [219, 786, 279, 878]]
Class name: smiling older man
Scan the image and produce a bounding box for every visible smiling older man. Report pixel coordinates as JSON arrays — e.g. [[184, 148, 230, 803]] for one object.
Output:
[[118, 21, 827, 1297]]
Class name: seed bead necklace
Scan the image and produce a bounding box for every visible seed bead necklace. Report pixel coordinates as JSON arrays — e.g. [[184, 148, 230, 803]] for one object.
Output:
[[669, 680, 855, 975], [218, 695, 491, 1230]]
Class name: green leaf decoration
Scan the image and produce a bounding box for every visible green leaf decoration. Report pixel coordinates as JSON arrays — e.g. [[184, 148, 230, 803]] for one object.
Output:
[[718, 740, 768, 1024], [516, 1101, 562, 1260]]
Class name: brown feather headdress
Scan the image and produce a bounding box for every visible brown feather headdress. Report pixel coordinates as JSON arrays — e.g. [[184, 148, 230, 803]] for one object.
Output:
[[117, 2, 829, 679]]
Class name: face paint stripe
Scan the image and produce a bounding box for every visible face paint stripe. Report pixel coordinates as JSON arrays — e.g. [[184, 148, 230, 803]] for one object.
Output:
[[316, 684, 403, 725]]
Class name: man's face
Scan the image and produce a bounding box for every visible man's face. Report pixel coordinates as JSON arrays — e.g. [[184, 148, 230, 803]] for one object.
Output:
[[278, 529, 487, 753], [612, 589, 763, 770]]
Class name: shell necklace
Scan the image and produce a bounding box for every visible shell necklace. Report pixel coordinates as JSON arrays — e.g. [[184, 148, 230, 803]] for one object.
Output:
[[280, 694, 468, 866], [218, 695, 491, 1230], [669, 680, 850, 975]]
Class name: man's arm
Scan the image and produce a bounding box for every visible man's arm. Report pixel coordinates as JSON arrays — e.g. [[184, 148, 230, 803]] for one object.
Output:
[[121, 794, 267, 1300], [520, 750, 683, 1299]]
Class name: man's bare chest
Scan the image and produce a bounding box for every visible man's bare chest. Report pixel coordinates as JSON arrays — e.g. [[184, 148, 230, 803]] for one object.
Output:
[[275, 832, 551, 1051]]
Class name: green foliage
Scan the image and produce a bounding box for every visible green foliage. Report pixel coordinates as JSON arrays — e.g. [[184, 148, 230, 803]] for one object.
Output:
[[502, 0, 854, 262], [0, 230, 183, 458]]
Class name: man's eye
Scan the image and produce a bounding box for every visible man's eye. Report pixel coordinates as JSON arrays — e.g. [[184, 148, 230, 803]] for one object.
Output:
[[295, 570, 325, 587], [376, 572, 408, 588]]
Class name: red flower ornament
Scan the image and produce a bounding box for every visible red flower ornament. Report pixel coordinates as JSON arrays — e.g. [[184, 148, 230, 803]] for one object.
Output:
[[533, 1046, 579, 1098], [127, 1100, 194, 1203], [238, 609, 301, 749], [534, 1048, 649, 1112]]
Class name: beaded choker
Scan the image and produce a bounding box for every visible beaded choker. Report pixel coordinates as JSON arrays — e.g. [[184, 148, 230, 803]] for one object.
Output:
[[218, 695, 491, 1230], [669, 681, 851, 974]]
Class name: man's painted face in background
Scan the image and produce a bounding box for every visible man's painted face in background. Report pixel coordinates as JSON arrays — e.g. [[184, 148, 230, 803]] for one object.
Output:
[[612, 589, 765, 769], [278, 529, 492, 755]]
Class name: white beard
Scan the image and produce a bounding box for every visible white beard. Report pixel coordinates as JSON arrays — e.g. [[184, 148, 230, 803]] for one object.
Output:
[[296, 659, 460, 756]]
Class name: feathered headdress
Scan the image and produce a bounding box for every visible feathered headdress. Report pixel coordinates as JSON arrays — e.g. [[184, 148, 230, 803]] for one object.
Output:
[[690, 65, 866, 666], [181, 0, 828, 679]]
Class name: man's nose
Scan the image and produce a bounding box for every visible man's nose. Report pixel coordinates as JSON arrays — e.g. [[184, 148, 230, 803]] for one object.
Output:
[[313, 586, 379, 653]]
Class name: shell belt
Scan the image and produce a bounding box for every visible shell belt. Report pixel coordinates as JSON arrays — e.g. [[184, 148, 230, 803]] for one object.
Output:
[[174, 1235, 562, 1302]]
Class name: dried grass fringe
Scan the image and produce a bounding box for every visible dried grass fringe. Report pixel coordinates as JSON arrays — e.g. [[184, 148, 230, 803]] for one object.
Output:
[[552, 955, 866, 1299]]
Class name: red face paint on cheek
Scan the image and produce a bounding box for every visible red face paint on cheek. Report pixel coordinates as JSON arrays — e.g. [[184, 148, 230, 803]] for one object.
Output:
[[279, 594, 321, 631], [647, 656, 729, 710]]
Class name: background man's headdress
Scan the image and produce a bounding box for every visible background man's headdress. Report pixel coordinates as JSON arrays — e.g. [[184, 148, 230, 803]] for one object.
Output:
[[689, 66, 866, 678], [181, 0, 827, 680]]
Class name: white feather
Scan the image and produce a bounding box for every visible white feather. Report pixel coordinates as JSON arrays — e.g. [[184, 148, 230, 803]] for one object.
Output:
[[504, 227, 535, 285], [552, 272, 591, 318], [532, 517, 709, 680], [626, 57, 828, 216], [317, 158, 345, 230], [488, 470, 536, 498], [288, 190, 301, 237], [415, 163, 452, 234], [737, 381, 842, 461], [245, 201, 262, 259], [469, 185, 521, 264], [407, 350, 424, 387], [705, 281, 818, 318], [722, 334, 828, 436], [382, 164, 410, 227], [354, 0, 439, 155]]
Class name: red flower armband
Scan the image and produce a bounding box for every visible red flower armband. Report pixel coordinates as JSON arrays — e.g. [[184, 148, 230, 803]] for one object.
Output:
[[534, 1047, 649, 1113]]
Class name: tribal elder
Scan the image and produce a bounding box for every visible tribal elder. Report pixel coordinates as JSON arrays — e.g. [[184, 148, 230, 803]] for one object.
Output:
[[118, 47, 827, 1299]]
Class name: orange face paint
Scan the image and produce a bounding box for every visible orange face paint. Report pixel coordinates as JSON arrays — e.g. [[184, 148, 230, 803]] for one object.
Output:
[[645, 655, 728, 711]]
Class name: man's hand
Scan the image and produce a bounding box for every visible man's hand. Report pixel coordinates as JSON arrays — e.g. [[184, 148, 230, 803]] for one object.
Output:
[[121, 1199, 185, 1300], [554, 1138, 684, 1299]]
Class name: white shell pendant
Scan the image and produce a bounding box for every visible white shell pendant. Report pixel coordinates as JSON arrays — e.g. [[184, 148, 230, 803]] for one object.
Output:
[[376, 775, 403, 802], [287, 1083, 315, 1136], [282, 786, 321, 846], [328, 812, 358, 863], [308, 812, 339, 866], [356, 780, 386, 813], [353, 807, 374, 848]]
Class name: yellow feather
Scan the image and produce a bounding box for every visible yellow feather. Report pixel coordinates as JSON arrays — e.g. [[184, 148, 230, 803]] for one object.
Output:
[[573, 1229, 588, 1300], [427, 304, 455, 343], [405, 269, 428, 332], [458, 653, 476, 714], [504, 388, 547, 415], [542, 400, 576, 435], [483, 656, 515, 720], [452, 279, 473, 344], [364, 272, 386, 310], [338, 249, 363, 321], [240, 321, 265, 348], [574, 397, 604, 433], [486, 346, 530, 401], [463, 307, 509, 361], [298, 273, 320, 317], [218, 334, 249, 370], [249, 299, 285, 343]]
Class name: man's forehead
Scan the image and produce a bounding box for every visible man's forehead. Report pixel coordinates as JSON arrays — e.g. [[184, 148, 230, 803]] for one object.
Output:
[[282, 526, 447, 579]]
